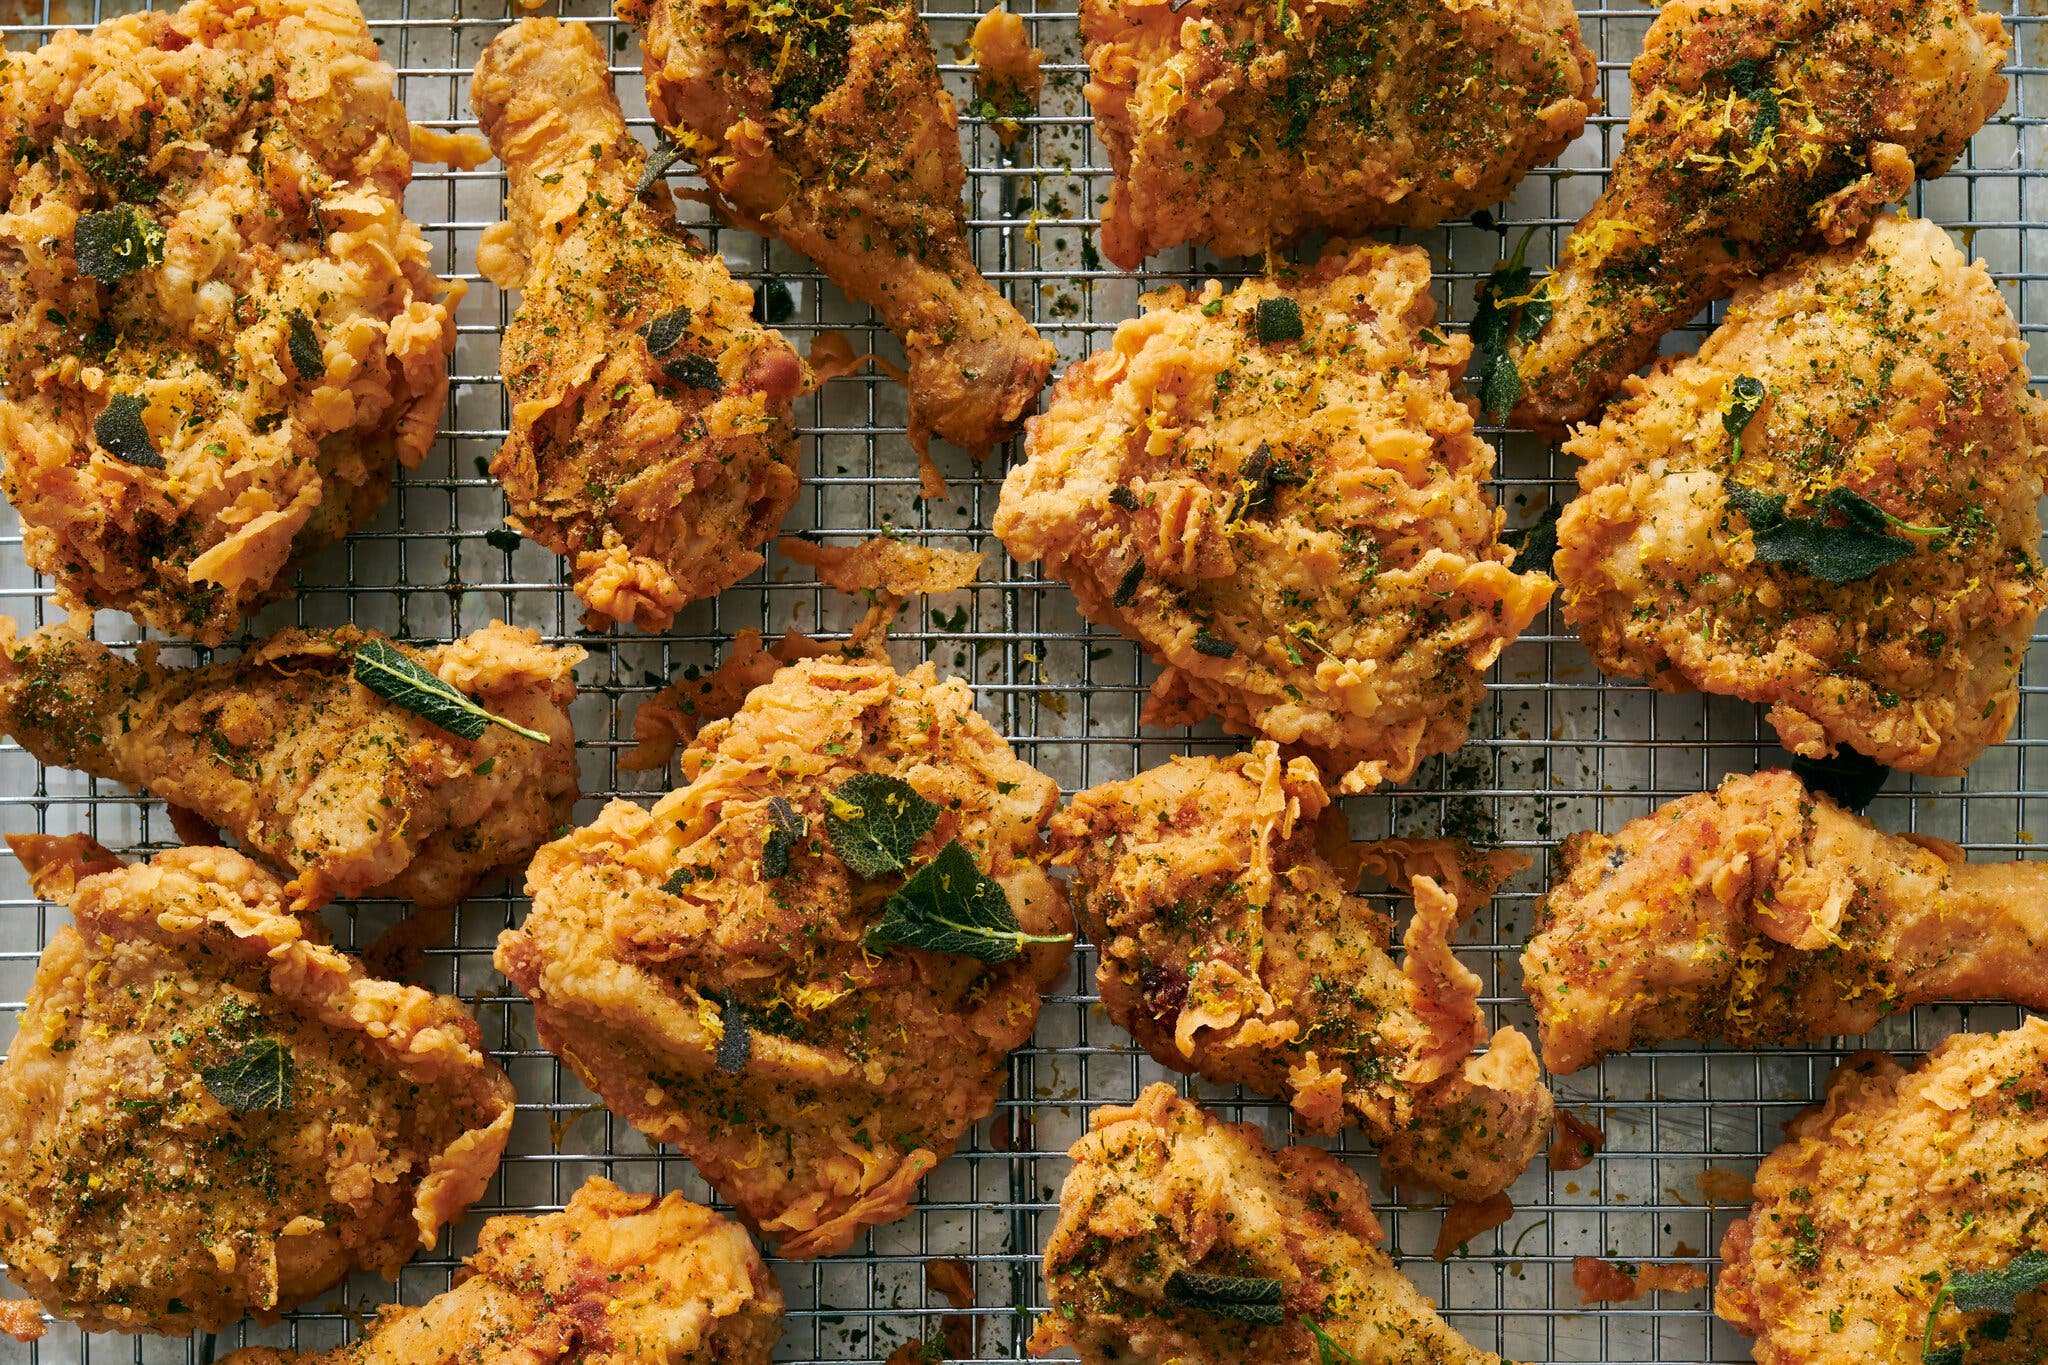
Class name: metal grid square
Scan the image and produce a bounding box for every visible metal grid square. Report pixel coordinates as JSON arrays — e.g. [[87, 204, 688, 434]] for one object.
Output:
[[0, 0, 2042, 1360]]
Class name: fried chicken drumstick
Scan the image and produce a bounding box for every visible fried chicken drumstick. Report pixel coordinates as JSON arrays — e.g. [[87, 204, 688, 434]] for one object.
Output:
[[221, 1178, 784, 1365], [1031, 1084, 1507, 1365], [1051, 744, 1551, 1200], [0, 836, 514, 1334], [1505, 0, 2009, 435], [1717, 1020, 2048, 1365], [624, 0, 1054, 452], [0, 618, 581, 912], [1525, 769, 2048, 1074], [472, 18, 805, 632]]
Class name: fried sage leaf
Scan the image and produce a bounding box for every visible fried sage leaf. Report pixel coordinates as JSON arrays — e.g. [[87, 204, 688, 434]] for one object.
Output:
[[825, 773, 939, 878], [93, 392, 162, 468], [1506, 503, 1563, 576], [715, 992, 751, 1075], [1788, 747, 1891, 814], [200, 1036, 295, 1111], [864, 839, 1069, 964], [762, 795, 806, 879], [1921, 1249, 2048, 1365], [286, 310, 324, 379], [74, 205, 165, 285], [1254, 297, 1303, 345], [1725, 482, 1922, 585], [351, 637, 552, 744], [638, 307, 692, 357], [1470, 227, 1551, 424], [1303, 1318, 1362, 1365], [1723, 374, 1766, 460], [1161, 1271, 1285, 1326], [634, 132, 688, 198]]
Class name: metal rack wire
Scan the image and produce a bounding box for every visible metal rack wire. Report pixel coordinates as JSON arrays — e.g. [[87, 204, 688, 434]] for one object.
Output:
[[0, 0, 2042, 1360]]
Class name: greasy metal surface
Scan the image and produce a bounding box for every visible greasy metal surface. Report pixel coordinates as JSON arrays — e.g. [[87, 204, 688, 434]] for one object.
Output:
[[0, 0, 2043, 1360]]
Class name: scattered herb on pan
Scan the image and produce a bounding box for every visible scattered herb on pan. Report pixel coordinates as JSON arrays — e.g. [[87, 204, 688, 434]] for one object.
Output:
[[1470, 227, 1552, 424], [638, 307, 692, 356], [1788, 747, 1891, 814], [1111, 561, 1144, 608], [864, 840, 1069, 964], [635, 132, 688, 198], [1254, 296, 1303, 345], [351, 637, 552, 743], [1506, 503, 1563, 576], [1303, 1318, 1361, 1365], [752, 277, 796, 326], [1724, 482, 1937, 585], [1921, 1250, 2048, 1365], [1161, 1271, 1285, 1326], [1723, 374, 1766, 460], [94, 393, 162, 468], [286, 310, 323, 379], [73, 205, 165, 285], [762, 795, 806, 878], [200, 1036, 294, 1110], [715, 992, 751, 1074], [825, 773, 939, 877]]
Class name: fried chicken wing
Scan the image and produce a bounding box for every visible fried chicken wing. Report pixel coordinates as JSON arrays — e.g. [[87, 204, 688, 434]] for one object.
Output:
[[496, 653, 1070, 1258], [1554, 215, 2048, 774], [995, 240, 1552, 792], [220, 1177, 783, 1365], [1525, 769, 2048, 1075], [1030, 1084, 1505, 1365], [0, 0, 463, 643], [471, 19, 805, 633], [0, 835, 514, 1334], [1050, 744, 1551, 1200], [1507, 0, 2009, 435], [624, 0, 1055, 452], [1081, 0, 1596, 269], [1716, 1020, 2048, 1365], [0, 618, 582, 912]]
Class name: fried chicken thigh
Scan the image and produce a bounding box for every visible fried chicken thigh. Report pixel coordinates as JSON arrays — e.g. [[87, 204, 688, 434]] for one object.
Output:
[[0, 0, 463, 643], [1555, 215, 2048, 775], [0, 835, 514, 1334], [1717, 1020, 2048, 1364], [472, 19, 805, 632], [1525, 769, 2048, 1074], [624, 0, 1054, 452], [1081, 0, 1596, 269], [220, 1178, 783, 1365], [1031, 1084, 1505, 1365], [0, 618, 582, 911], [996, 240, 1552, 791], [497, 654, 1070, 1258], [1507, 0, 2009, 434], [1051, 744, 1551, 1200]]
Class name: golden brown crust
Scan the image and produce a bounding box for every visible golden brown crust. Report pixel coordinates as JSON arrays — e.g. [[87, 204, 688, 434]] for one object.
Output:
[[0, 0, 461, 642], [995, 240, 1552, 791], [0, 839, 514, 1334], [1081, 0, 1596, 268], [472, 18, 805, 632], [498, 654, 1070, 1258], [1555, 215, 2048, 774]]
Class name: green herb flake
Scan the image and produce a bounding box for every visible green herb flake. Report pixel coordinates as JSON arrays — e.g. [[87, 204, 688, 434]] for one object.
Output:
[[74, 205, 165, 285], [662, 353, 724, 392], [93, 393, 162, 469], [634, 133, 688, 198], [1108, 485, 1141, 512], [715, 992, 751, 1074], [1111, 561, 1144, 608], [286, 309, 323, 380], [1200, 296, 1225, 318], [1303, 1318, 1361, 1365], [1193, 629, 1237, 658], [637, 307, 693, 357], [864, 839, 1070, 964], [351, 637, 552, 744], [824, 773, 939, 878], [1254, 296, 1303, 345], [1725, 482, 1920, 585], [1162, 1270, 1285, 1326], [200, 1036, 294, 1110], [762, 795, 805, 879]]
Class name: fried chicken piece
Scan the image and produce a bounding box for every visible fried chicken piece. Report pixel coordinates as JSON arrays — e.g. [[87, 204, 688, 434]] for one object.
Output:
[[622, 626, 839, 771], [1081, 0, 1596, 269], [0, 617, 582, 912], [0, 0, 463, 644], [1051, 744, 1551, 1200], [1716, 1020, 2048, 1365], [497, 653, 1071, 1258], [1030, 1084, 1505, 1365], [471, 19, 805, 633], [0, 835, 514, 1334], [624, 0, 1055, 452], [1507, 0, 2009, 435], [219, 1178, 783, 1365], [1524, 769, 2048, 1075], [995, 240, 1553, 792], [1555, 215, 2048, 775]]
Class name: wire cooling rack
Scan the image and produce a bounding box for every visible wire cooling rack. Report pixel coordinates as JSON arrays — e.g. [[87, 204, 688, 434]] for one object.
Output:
[[1, 0, 2044, 1361]]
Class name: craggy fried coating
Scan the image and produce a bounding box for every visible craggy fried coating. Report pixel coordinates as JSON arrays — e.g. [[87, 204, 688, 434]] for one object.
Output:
[[472, 19, 805, 632], [996, 240, 1552, 791], [1031, 1084, 1504, 1364], [625, 0, 1053, 452], [1081, 0, 1595, 268], [1508, 0, 2009, 435], [0, 0, 462, 642], [0, 836, 514, 1334], [498, 654, 1070, 1258], [0, 617, 582, 911], [1525, 768, 2048, 1075], [970, 7, 1043, 148], [220, 1178, 783, 1365], [1556, 215, 2048, 775], [1717, 1021, 2048, 1364], [1050, 744, 1551, 1200]]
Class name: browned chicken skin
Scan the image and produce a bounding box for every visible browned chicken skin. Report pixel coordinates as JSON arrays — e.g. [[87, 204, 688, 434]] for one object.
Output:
[[472, 18, 805, 632], [1051, 743, 1552, 1201], [221, 1178, 784, 1365], [1525, 769, 2048, 1075], [0, 836, 514, 1335], [1716, 1021, 2048, 1365], [624, 0, 1054, 452], [1507, 0, 2010, 436], [0, 618, 582, 912]]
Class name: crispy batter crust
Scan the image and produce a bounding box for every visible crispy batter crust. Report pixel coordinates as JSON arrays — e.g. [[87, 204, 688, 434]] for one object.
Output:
[[0, 838, 514, 1334], [0, 0, 462, 642], [996, 240, 1552, 791]]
